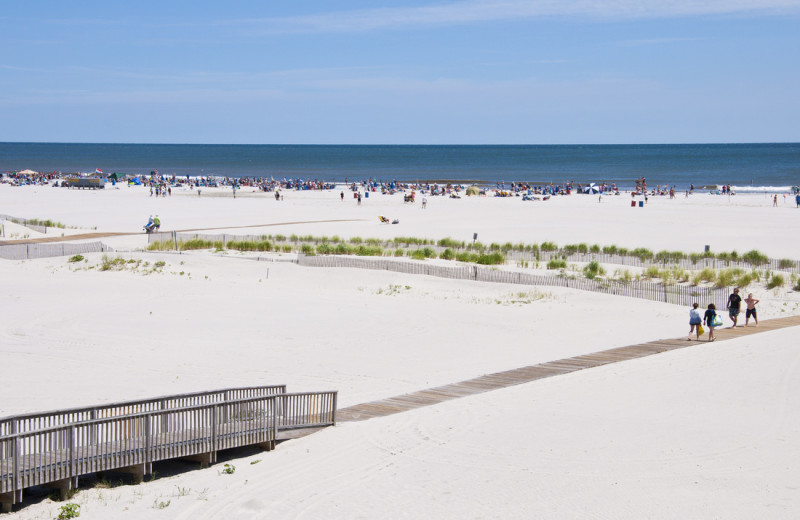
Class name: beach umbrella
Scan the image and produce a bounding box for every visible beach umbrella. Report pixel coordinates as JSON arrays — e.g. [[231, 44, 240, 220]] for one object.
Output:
[[583, 183, 599, 194], [466, 185, 481, 196]]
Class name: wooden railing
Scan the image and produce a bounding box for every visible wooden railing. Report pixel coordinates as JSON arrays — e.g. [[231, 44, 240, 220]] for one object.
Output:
[[0, 390, 337, 512], [0, 385, 287, 438]]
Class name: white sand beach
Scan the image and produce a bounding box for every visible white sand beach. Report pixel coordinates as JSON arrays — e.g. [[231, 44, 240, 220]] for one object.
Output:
[[2, 183, 800, 519]]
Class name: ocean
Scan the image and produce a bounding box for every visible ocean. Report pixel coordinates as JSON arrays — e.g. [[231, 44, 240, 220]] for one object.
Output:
[[2, 143, 798, 191]]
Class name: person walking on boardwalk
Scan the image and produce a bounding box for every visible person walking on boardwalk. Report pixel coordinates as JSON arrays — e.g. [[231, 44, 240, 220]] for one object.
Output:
[[744, 293, 760, 326], [687, 302, 703, 341], [727, 287, 742, 327], [704, 303, 718, 342]]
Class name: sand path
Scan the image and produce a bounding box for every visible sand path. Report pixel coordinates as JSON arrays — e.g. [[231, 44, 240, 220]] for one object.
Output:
[[0, 219, 366, 245]]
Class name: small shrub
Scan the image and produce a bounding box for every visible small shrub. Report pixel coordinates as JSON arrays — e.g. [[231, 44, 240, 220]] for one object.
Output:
[[547, 258, 567, 270], [589, 244, 601, 253], [689, 252, 703, 265], [692, 267, 716, 285], [736, 273, 753, 287], [437, 237, 463, 248], [355, 246, 383, 256], [469, 241, 486, 252], [300, 244, 316, 255], [742, 249, 769, 266], [643, 266, 660, 279], [440, 248, 456, 260], [456, 252, 479, 263], [477, 252, 505, 265], [394, 248, 405, 257], [349, 236, 363, 244], [58, 504, 80, 519], [583, 260, 604, 279], [68, 254, 84, 263], [409, 247, 436, 260], [221, 463, 235, 475], [615, 269, 632, 283], [563, 244, 579, 255], [779, 258, 795, 269], [602, 244, 618, 255], [630, 248, 654, 261], [767, 273, 785, 289], [540, 241, 558, 252]]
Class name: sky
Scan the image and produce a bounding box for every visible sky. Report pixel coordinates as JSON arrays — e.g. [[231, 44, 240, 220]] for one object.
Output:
[[1, 1, 799, 144]]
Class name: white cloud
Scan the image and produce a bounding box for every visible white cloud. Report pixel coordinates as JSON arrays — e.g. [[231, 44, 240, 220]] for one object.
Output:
[[229, 0, 800, 34]]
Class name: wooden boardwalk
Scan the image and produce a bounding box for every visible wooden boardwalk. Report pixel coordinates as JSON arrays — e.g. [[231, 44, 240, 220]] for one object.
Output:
[[0, 389, 337, 512], [338, 314, 800, 422]]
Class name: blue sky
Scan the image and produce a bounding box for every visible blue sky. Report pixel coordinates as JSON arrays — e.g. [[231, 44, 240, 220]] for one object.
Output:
[[2, 1, 799, 144]]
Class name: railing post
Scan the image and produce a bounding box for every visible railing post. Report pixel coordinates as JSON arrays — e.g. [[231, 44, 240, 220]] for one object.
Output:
[[68, 426, 75, 483], [144, 415, 152, 466], [211, 405, 218, 452], [90, 409, 97, 444], [160, 400, 168, 433], [12, 435, 19, 497], [271, 398, 277, 446], [332, 391, 338, 425]]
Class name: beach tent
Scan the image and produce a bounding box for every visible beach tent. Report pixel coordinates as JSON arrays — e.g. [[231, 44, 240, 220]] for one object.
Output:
[[466, 185, 481, 196], [18, 169, 38, 175], [583, 183, 599, 194], [108, 172, 126, 180]]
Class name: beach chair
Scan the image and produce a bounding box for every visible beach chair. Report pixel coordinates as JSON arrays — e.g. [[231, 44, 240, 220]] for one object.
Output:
[[379, 216, 391, 224]]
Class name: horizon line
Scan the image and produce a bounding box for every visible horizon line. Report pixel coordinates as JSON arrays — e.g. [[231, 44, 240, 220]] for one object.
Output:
[[2, 141, 799, 147]]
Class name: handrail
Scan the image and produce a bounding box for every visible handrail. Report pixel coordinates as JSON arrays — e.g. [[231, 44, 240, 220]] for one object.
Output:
[[1, 390, 337, 504], [0, 391, 338, 442], [0, 385, 287, 437]]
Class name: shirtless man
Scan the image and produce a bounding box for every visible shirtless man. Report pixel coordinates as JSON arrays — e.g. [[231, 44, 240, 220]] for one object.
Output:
[[744, 293, 760, 326]]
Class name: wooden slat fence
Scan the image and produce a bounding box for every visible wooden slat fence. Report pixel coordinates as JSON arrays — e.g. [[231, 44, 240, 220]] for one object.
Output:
[[0, 242, 113, 260], [0, 390, 336, 511], [150, 232, 799, 274], [298, 255, 730, 308]]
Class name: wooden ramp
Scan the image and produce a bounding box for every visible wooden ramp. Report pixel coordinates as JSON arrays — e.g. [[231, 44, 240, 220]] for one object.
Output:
[[0, 390, 337, 513], [338, 314, 800, 422]]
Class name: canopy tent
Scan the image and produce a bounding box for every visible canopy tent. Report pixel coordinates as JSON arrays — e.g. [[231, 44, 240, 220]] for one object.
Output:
[[18, 169, 38, 175], [466, 185, 481, 196], [107, 172, 126, 180]]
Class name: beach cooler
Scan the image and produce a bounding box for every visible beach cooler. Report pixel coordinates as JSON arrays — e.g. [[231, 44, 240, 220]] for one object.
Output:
[[353, 192, 358, 199], [631, 200, 636, 207], [365, 191, 369, 198], [638, 201, 644, 207]]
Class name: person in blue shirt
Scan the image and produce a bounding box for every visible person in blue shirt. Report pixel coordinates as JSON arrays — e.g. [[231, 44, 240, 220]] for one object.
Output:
[[687, 302, 702, 341], [703, 303, 718, 342]]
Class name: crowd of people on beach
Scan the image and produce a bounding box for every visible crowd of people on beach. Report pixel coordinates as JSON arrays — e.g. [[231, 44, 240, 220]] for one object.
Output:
[[687, 288, 759, 341]]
